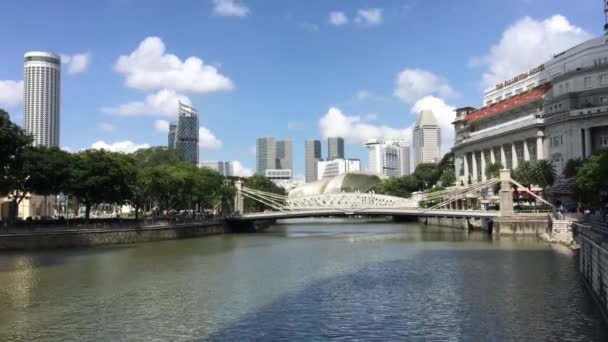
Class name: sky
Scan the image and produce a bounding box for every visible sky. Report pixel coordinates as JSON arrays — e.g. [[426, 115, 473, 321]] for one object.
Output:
[[0, 0, 601, 178]]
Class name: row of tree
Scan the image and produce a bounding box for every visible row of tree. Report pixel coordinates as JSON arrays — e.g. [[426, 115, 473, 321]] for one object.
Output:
[[564, 150, 608, 205]]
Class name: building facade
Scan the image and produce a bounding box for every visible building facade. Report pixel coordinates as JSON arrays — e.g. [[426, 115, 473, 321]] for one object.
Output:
[[168, 123, 177, 148], [453, 35, 608, 183], [327, 137, 345, 160], [24, 51, 61, 147], [413, 110, 441, 167], [305, 139, 322, 183], [276, 140, 293, 172], [317, 158, 361, 179], [173, 102, 199, 165], [365, 139, 410, 177], [201, 161, 233, 176], [256, 137, 276, 175]]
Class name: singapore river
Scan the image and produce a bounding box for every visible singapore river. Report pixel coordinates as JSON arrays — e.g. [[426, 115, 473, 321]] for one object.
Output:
[[1, 219, 607, 341]]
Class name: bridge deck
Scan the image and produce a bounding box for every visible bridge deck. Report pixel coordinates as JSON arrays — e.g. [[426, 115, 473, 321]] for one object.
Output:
[[233, 209, 501, 221]]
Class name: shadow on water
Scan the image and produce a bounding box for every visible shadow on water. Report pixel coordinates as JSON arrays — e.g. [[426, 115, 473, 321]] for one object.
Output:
[[204, 249, 608, 342]]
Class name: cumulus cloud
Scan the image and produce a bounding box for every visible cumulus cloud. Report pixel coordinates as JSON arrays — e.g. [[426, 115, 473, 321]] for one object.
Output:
[[470, 15, 592, 89], [231, 160, 253, 177], [411, 96, 456, 154], [394, 69, 456, 103], [319, 107, 411, 145], [98, 122, 115, 132], [102, 89, 191, 117], [155, 119, 170, 133], [60, 53, 91, 74], [0, 80, 23, 107], [91, 140, 150, 153], [199, 126, 223, 150], [354, 8, 383, 26], [329, 11, 348, 26], [115, 36, 234, 93], [212, 0, 250, 17]]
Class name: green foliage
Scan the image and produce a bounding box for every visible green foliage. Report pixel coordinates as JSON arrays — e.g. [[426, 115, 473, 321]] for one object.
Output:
[[513, 160, 556, 193], [439, 171, 456, 187], [485, 162, 502, 179], [375, 177, 414, 198], [413, 163, 439, 188], [132, 147, 183, 168], [0, 109, 32, 198], [576, 150, 608, 204], [243, 175, 286, 212], [23, 146, 72, 196], [562, 158, 583, 178]]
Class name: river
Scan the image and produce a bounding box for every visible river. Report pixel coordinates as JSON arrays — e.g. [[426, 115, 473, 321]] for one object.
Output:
[[0, 219, 607, 341]]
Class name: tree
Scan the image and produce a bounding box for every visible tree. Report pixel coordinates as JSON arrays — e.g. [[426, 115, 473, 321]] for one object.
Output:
[[375, 178, 413, 198], [576, 150, 608, 205], [530, 160, 556, 192], [485, 162, 502, 179], [23, 146, 72, 196], [67, 150, 135, 220], [413, 163, 439, 190], [191, 167, 224, 215], [243, 175, 286, 212], [513, 161, 534, 189], [563, 158, 583, 178], [132, 147, 183, 168], [439, 171, 456, 187]]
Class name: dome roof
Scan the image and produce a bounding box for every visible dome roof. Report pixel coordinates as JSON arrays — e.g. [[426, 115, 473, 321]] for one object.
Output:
[[288, 172, 381, 198]]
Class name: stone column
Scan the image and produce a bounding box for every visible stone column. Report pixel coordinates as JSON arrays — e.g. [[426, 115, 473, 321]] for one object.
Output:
[[471, 151, 478, 183], [500, 145, 507, 168], [523, 140, 530, 161], [234, 180, 244, 214], [585, 127, 592, 157], [536, 131, 544, 160], [499, 169, 514, 215], [463, 153, 470, 183], [490, 147, 496, 164], [511, 143, 518, 169], [481, 150, 487, 181]]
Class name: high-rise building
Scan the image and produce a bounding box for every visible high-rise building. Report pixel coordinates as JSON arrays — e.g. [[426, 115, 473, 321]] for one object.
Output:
[[413, 110, 441, 167], [276, 140, 293, 172], [168, 123, 177, 148], [317, 158, 361, 179], [327, 137, 345, 160], [23, 51, 61, 147], [201, 161, 232, 176], [256, 137, 276, 175], [174, 102, 199, 165], [305, 139, 322, 183], [365, 140, 410, 177]]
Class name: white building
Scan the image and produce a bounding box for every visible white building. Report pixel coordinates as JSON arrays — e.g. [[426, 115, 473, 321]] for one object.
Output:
[[453, 34, 608, 183], [24, 51, 61, 147], [413, 110, 441, 167], [305, 139, 322, 183], [365, 139, 410, 177], [317, 159, 361, 179], [200, 161, 233, 176]]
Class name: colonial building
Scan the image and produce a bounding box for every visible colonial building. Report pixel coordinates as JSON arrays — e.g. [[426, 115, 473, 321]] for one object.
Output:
[[453, 35, 608, 183]]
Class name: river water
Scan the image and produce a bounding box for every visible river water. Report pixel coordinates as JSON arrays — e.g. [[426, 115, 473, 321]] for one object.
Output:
[[1, 219, 607, 341]]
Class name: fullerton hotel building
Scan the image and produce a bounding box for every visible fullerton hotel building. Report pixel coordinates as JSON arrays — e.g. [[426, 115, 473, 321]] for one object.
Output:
[[453, 34, 608, 184]]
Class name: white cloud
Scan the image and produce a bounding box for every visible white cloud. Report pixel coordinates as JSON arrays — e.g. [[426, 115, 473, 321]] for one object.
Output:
[[248, 144, 256, 156], [212, 0, 250, 17], [91, 140, 150, 153], [0, 80, 23, 107], [354, 8, 383, 26], [102, 89, 191, 117], [362, 113, 378, 122], [471, 15, 592, 89], [60, 53, 91, 74], [199, 126, 223, 150], [115, 36, 234, 93], [98, 122, 115, 132], [394, 69, 456, 103], [155, 119, 170, 133], [411, 95, 456, 154], [329, 11, 348, 26], [319, 107, 411, 145], [231, 160, 253, 177]]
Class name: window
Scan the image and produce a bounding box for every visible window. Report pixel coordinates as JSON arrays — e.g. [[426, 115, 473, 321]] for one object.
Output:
[[558, 103, 562, 110], [559, 84, 564, 94], [600, 73, 608, 86], [601, 136, 608, 147], [601, 97, 608, 104], [585, 76, 594, 89], [565, 82, 570, 92], [505, 92, 512, 98], [515, 88, 523, 94]]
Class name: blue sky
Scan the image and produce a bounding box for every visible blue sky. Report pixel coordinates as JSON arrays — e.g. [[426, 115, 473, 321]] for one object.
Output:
[[0, 0, 601, 177]]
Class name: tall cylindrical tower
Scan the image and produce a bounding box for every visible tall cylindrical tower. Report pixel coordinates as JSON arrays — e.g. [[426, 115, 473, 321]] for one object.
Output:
[[23, 51, 61, 147]]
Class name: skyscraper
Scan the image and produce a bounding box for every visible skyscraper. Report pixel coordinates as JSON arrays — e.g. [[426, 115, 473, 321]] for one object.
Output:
[[23, 51, 61, 147], [275, 140, 293, 172], [174, 102, 199, 165], [168, 123, 177, 148], [256, 136, 276, 175], [413, 110, 441, 167], [201, 161, 233, 176], [365, 140, 410, 177], [305, 139, 322, 183], [327, 137, 344, 160]]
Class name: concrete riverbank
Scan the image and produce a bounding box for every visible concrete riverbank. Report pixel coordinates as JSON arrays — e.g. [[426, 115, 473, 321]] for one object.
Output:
[[578, 225, 608, 324], [0, 221, 226, 250]]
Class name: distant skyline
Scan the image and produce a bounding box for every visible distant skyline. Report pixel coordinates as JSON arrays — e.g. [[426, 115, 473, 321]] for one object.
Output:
[[0, 0, 601, 178]]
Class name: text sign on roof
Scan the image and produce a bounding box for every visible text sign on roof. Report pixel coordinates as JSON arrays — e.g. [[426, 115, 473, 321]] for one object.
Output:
[[495, 64, 545, 90]]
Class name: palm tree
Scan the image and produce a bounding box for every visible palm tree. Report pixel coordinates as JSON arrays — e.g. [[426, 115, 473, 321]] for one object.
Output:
[[484, 162, 503, 179], [531, 160, 556, 197], [513, 161, 534, 189]]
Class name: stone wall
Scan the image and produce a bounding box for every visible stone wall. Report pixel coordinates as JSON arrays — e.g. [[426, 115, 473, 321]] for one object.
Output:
[[578, 228, 608, 323], [0, 222, 225, 250], [493, 214, 550, 235]]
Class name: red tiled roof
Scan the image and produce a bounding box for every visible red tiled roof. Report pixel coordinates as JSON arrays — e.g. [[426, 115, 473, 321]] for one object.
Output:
[[464, 84, 552, 124]]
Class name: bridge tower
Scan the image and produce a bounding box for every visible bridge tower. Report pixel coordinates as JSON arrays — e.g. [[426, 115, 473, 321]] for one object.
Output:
[[234, 180, 244, 214], [499, 169, 514, 215]]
